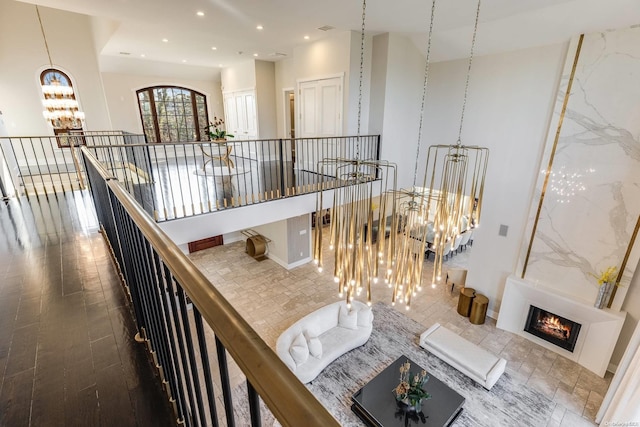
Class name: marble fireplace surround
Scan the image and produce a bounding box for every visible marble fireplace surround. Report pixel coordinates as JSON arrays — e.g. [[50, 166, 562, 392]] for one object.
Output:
[[497, 276, 626, 377]]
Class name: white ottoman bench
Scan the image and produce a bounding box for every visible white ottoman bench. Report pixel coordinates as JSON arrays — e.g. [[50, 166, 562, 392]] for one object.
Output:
[[419, 323, 506, 390]]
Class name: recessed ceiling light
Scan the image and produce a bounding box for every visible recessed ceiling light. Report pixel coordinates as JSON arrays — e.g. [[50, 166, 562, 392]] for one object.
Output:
[[304, 35, 310, 40], [211, 46, 217, 50], [256, 25, 263, 30], [218, 64, 223, 68], [162, 38, 169, 43], [196, 11, 204, 17], [253, 53, 258, 57], [182, 59, 187, 63], [140, 53, 146, 57]]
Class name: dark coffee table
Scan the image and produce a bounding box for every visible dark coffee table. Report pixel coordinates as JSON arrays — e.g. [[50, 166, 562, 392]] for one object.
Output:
[[351, 356, 465, 427]]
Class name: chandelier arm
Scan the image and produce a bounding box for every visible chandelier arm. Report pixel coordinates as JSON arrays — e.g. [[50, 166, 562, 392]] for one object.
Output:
[[411, 0, 437, 188], [456, 0, 482, 146]]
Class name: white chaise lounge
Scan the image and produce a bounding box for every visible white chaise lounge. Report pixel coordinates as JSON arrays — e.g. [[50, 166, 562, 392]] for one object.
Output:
[[276, 300, 373, 384], [419, 323, 506, 390]]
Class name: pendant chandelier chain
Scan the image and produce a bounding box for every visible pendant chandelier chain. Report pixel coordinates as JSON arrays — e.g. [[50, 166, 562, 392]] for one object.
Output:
[[36, 6, 54, 67], [411, 0, 437, 188], [355, 0, 367, 161], [456, 0, 481, 146]]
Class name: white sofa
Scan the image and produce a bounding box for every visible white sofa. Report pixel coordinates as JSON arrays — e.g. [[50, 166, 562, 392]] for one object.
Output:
[[419, 323, 506, 390], [276, 300, 373, 384]]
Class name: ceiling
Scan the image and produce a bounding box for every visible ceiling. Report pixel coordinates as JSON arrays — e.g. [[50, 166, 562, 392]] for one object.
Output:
[[18, 0, 640, 80]]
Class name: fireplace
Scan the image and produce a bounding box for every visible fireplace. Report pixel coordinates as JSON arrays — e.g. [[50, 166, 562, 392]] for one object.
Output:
[[524, 306, 581, 353]]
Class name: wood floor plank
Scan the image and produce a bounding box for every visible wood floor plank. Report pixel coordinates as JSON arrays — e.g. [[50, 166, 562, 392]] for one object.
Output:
[[4, 323, 39, 378], [0, 193, 174, 426], [64, 384, 99, 427], [0, 368, 34, 427], [95, 363, 137, 426]]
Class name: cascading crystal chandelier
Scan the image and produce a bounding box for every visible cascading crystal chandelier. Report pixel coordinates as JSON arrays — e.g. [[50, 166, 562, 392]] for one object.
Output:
[[386, 0, 438, 309], [36, 6, 85, 131], [312, 0, 398, 307], [425, 0, 489, 287]]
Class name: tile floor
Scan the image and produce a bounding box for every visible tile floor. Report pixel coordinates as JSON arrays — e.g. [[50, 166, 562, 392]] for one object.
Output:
[[189, 237, 612, 427]]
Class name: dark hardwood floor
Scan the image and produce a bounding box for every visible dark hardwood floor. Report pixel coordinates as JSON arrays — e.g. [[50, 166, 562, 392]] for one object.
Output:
[[0, 191, 174, 427]]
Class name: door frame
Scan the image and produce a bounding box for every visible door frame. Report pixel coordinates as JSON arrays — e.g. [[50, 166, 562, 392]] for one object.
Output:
[[282, 87, 295, 139]]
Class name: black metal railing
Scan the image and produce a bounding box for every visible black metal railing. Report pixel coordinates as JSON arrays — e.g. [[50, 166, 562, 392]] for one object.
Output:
[[0, 131, 145, 197], [1, 132, 381, 221], [84, 135, 381, 221], [82, 147, 339, 427]]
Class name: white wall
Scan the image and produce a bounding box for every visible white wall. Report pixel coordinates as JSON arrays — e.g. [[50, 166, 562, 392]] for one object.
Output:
[[253, 219, 289, 267], [0, 1, 111, 135], [101, 72, 222, 133], [255, 60, 277, 139], [369, 33, 389, 136], [375, 33, 428, 189], [276, 31, 356, 136], [275, 58, 295, 138], [425, 44, 568, 315], [221, 60, 256, 92]]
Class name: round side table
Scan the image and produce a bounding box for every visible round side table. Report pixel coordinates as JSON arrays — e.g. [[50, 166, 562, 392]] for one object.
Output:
[[457, 287, 476, 317], [469, 294, 489, 325]]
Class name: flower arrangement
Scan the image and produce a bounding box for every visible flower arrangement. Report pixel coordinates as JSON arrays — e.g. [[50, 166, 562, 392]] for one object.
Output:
[[393, 360, 431, 409], [590, 266, 618, 286], [205, 116, 234, 141]]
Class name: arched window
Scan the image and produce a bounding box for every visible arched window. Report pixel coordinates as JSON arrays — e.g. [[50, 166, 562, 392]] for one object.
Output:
[[40, 69, 85, 139], [137, 86, 209, 143]]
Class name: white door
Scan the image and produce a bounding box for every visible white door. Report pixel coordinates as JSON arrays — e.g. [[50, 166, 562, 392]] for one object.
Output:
[[297, 76, 343, 174], [223, 90, 258, 140]]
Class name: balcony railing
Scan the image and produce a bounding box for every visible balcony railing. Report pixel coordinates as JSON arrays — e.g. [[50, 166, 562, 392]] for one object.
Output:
[[1, 132, 381, 221], [81, 146, 340, 427], [84, 135, 381, 221]]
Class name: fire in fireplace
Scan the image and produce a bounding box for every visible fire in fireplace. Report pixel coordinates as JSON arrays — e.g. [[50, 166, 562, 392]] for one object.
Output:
[[524, 306, 581, 353]]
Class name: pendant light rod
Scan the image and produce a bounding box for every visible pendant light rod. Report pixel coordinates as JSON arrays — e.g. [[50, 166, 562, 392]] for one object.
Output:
[[411, 0, 437, 188], [456, 0, 482, 146], [36, 5, 53, 68], [355, 0, 367, 161]]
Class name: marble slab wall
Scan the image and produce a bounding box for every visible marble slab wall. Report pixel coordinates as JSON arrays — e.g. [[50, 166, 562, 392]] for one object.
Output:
[[517, 26, 640, 310]]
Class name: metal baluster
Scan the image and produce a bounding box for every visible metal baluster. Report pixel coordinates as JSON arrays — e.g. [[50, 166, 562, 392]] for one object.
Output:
[[247, 381, 261, 427], [176, 285, 207, 426], [215, 336, 235, 427], [193, 309, 219, 427]]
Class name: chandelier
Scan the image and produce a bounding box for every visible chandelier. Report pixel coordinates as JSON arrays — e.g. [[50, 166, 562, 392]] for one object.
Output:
[[387, 0, 438, 309], [425, 0, 489, 287], [312, 0, 398, 307], [36, 6, 85, 131]]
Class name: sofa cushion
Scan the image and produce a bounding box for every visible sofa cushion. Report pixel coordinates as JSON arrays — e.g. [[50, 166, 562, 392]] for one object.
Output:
[[338, 304, 358, 330], [305, 332, 323, 359], [357, 305, 373, 327], [289, 332, 309, 365]]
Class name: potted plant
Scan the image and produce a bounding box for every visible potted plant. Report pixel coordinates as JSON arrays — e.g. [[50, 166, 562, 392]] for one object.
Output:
[[591, 265, 619, 309], [205, 116, 234, 142], [392, 360, 431, 413]]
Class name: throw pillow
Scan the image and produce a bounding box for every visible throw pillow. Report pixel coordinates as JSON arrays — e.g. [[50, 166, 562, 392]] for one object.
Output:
[[338, 304, 358, 330], [357, 305, 373, 327], [289, 332, 309, 365], [305, 332, 323, 359]]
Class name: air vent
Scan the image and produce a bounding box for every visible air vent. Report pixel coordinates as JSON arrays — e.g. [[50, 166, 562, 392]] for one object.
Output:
[[317, 25, 335, 31], [119, 51, 131, 55], [269, 52, 287, 58]]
